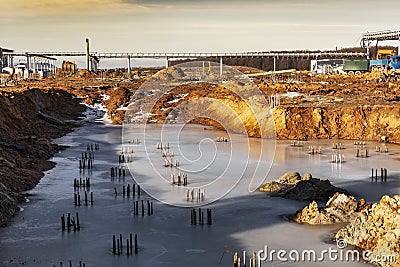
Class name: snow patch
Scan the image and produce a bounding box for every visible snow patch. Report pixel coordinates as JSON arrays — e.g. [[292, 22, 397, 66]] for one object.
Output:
[[167, 93, 189, 104], [116, 106, 128, 111], [280, 92, 303, 98], [82, 103, 111, 124], [128, 110, 157, 122], [101, 94, 110, 101]]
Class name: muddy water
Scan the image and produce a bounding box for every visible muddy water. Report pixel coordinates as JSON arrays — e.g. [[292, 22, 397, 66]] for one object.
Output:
[[0, 118, 399, 267]]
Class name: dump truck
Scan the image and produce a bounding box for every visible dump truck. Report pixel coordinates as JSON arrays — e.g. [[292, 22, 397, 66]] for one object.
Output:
[[343, 59, 369, 75], [369, 49, 397, 69], [370, 56, 400, 71], [370, 59, 391, 69]]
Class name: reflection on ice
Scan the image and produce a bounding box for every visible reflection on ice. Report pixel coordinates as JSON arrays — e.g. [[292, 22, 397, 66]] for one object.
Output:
[[123, 124, 276, 206]]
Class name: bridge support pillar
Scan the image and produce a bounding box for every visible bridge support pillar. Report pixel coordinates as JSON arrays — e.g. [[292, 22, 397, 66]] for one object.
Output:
[[127, 56, 131, 75], [90, 58, 98, 72], [33, 57, 36, 73], [0, 48, 3, 70], [165, 57, 169, 68], [219, 57, 223, 77], [9, 55, 13, 68], [25, 55, 29, 76], [52, 59, 56, 76], [368, 40, 373, 59]]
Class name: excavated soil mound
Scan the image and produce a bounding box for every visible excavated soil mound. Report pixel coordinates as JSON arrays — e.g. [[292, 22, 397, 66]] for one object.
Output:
[[0, 88, 84, 225]]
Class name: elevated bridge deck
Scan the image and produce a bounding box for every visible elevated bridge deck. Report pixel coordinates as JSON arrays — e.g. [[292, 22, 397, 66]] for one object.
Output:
[[6, 51, 367, 59]]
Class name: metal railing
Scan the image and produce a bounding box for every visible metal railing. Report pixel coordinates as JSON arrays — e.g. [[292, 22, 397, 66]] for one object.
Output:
[[361, 29, 400, 42]]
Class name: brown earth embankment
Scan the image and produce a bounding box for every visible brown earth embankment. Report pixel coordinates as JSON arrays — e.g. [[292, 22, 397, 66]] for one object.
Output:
[[273, 105, 400, 143], [0, 88, 85, 226]]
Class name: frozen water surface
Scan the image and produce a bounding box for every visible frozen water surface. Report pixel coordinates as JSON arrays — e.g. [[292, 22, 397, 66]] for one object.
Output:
[[0, 117, 399, 267]]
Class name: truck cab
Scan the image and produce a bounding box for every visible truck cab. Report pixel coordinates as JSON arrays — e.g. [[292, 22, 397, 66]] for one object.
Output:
[[390, 56, 400, 70], [376, 49, 397, 60]]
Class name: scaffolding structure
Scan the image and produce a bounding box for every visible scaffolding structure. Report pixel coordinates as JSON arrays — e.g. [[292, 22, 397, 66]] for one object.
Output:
[[0, 47, 14, 70], [361, 30, 400, 43]]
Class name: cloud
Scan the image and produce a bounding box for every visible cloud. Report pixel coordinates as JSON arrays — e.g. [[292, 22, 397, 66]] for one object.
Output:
[[1, 0, 143, 18], [2, 0, 399, 53]]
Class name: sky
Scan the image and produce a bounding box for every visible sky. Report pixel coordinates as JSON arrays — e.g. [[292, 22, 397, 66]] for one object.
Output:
[[1, 0, 400, 67]]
